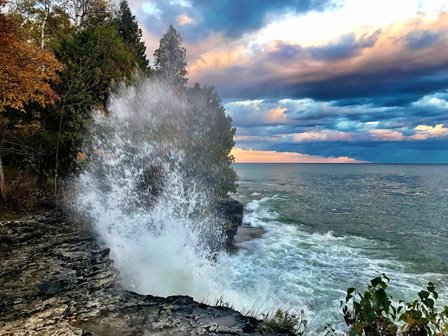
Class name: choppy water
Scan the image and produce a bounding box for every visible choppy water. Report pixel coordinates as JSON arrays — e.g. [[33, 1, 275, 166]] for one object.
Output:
[[227, 163, 448, 331]]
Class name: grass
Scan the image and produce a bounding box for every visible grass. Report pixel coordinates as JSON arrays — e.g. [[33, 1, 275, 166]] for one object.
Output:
[[208, 296, 306, 336], [261, 309, 307, 336]]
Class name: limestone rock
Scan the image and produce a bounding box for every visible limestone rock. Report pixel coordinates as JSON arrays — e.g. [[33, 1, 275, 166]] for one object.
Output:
[[0, 211, 284, 335]]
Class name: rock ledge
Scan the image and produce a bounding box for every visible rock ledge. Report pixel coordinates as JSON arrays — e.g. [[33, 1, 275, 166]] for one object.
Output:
[[0, 211, 281, 335]]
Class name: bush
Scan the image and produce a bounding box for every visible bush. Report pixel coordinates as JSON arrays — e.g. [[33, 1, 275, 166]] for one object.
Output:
[[342, 274, 448, 335]]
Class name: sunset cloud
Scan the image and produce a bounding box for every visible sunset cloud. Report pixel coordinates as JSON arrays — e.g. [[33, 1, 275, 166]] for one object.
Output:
[[177, 14, 195, 26], [265, 107, 288, 123], [127, 0, 448, 163], [414, 124, 448, 139], [231, 148, 364, 163], [292, 130, 353, 142]]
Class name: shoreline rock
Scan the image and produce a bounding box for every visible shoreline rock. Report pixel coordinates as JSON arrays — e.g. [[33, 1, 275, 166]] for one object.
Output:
[[233, 225, 266, 246], [216, 198, 244, 251], [0, 211, 282, 335]]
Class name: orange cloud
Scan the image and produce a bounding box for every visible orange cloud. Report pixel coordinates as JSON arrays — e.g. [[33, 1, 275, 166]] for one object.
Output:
[[231, 147, 364, 163], [368, 129, 407, 141], [188, 43, 249, 79], [369, 124, 448, 141], [292, 130, 352, 142], [177, 14, 195, 25], [414, 124, 448, 139], [265, 107, 287, 123]]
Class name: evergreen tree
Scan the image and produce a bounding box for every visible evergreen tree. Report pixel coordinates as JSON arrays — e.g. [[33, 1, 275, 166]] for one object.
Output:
[[185, 83, 237, 196], [153, 24, 187, 86], [41, 22, 136, 190], [116, 0, 149, 71]]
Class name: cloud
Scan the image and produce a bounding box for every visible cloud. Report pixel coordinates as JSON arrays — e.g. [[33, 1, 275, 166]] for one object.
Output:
[[126, 0, 448, 163], [270, 139, 448, 163], [308, 31, 380, 60], [292, 130, 353, 142], [177, 14, 195, 25], [405, 30, 441, 49], [368, 129, 407, 141], [130, 0, 338, 42], [231, 147, 364, 163], [412, 91, 448, 109], [265, 107, 288, 123], [414, 124, 448, 139], [189, 12, 448, 105]]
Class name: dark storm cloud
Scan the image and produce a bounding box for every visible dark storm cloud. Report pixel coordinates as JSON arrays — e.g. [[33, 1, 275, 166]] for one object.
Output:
[[266, 31, 380, 63], [308, 31, 380, 60], [192, 0, 339, 37], [219, 61, 448, 107], [270, 43, 305, 60], [405, 30, 442, 49]]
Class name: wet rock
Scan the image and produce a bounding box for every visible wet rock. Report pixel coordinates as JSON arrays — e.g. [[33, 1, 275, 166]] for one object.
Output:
[[234, 225, 266, 246], [216, 198, 244, 250], [0, 211, 283, 335]]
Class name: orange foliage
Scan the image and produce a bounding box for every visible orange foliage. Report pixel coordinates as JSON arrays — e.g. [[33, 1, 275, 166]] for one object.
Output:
[[0, 0, 63, 113]]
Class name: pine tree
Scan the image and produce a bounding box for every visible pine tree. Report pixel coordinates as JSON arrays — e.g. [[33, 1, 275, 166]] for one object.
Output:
[[116, 0, 149, 71], [153, 24, 187, 86]]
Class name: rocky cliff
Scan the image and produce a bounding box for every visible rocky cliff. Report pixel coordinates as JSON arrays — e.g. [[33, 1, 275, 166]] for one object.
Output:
[[0, 210, 284, 335]]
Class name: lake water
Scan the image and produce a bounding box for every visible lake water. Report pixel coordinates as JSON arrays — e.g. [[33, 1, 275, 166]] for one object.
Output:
[[221, 163, 448, 331]]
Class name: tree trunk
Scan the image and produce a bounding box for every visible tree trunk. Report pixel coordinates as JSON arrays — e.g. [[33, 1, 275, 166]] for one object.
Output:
[[40, 3, 49, 49], [53, 110, 63, 195], [0, 115, 6, 203], [0, 153, 5, 203]]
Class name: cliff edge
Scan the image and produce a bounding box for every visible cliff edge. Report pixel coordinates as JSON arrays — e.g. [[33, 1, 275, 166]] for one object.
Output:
[[0, 210, 283, 335]]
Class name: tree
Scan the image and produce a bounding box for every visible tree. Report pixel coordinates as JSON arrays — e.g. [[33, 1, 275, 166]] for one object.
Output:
[[8, 0, 72, 48], [185, 83, 237, 196], [61, 0, 113, 28], [44, 21, 135, 192], [152, 25, 236, 196], [153, 24, 187, 86], [116, 0, 149, 71], [0, 0, 63, 201]]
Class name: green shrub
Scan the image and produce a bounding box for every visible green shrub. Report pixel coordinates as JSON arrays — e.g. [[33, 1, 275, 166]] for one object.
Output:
[[342, 274, 448, 335]]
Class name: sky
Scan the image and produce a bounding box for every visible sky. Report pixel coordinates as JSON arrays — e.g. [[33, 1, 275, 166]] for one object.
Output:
[[128, 0, 448, 163]]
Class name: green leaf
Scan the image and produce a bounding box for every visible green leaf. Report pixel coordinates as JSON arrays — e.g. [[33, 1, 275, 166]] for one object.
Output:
[[371, 276, 382, 288], [346, 288, 356, 302], [419, 290, 430, 300]]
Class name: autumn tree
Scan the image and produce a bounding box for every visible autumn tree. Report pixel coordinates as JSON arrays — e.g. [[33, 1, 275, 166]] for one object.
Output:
[[116, 0, 149, 71], [0, 0, 63, 201], [154, 24, 187, 86]]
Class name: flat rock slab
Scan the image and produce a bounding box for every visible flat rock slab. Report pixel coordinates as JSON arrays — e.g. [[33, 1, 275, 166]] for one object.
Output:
[[0, 212, 285, 335]]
